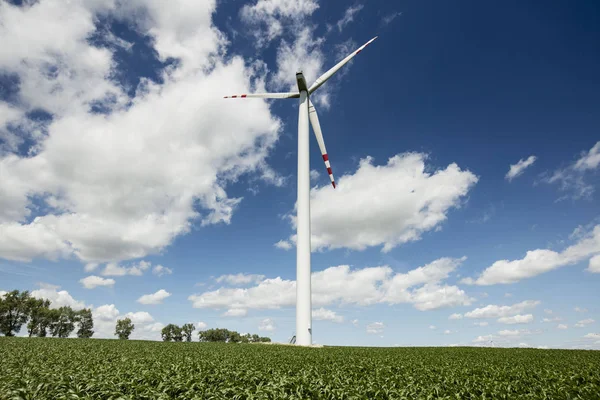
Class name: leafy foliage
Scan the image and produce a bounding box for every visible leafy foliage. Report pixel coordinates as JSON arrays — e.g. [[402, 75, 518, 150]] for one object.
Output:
[[0, 290, 94, 338], [0, 290, 30, 336], [198, 328, 271, 343], [115, 318, 134, 340], [161, 324, 184, 342], [75, 308, 94, 338], [1, 338, 599, 399]]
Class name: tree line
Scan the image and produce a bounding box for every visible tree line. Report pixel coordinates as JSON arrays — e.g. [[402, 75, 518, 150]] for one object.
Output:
[[2, 290, 272, 343], [160, 324, 271, 343], [0, 290, 93, 338]]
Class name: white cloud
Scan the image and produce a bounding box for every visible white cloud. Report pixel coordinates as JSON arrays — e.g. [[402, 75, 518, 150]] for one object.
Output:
[[575, 318, 594, 328], [215, 273, 266, 285], [335, 4, 364, 32], [544, 309, 553, 315], [381, 12, 401, 26], [274, 240, 293, 250], [30, 285, 86, 310], [464, 300, 540, 319], [429, 325, 436, 330], [505, 155, 536, 181], [188, 257, 472, 315], [152, 265, 173, 277], [444, 329, 453, 334], [588, 254, 600, 273], [137, 289, 171, 305], [557, 324, 568, 330], [504, 292, 512, 298], [124, 311, 154, 325], [584, 333, 600, 339], [574, 141, 600, 171], [474, 322, 488, 327], [310, 169, 320, 181], [462, 224, 600, 285], [84, 263, 98, 272], [101, 261, 152, 277], [283, 153, 477, 253], [448, 313, 463, 320], [498, 329, 533, 337], [497, 314, 533, 324], [0, 0, 283, 265], [223, 308, 248, 317], [240, 0, 319, 45], [366, 322, 384, 334], [542, 317, 561, 323], [575, 307, 588, 313], [312, 307, 344, 323], [258, 318, 275, 331], [92, 305, 162, 340], [351, 319, 359, 327], [543, 141, 600, 199], [80, 275, 115, 289], [196, 321, 207, 330]]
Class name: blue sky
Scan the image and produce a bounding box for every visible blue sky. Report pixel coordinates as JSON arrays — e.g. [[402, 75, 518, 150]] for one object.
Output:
[[0, 0, 599, 348]]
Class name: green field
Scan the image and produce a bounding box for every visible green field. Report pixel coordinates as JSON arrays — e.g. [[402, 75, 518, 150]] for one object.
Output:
[[1, 338, 599, 399]]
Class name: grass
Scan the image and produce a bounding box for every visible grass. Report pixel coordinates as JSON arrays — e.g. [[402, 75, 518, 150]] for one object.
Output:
[[1, 337, 599, 399]]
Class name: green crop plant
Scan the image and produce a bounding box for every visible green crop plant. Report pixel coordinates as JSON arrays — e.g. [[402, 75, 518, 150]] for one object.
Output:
[[1, 337, 599, 399]]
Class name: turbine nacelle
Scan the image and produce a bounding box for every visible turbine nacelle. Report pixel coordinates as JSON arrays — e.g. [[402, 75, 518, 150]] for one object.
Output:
[[296, 72, 308, 93]]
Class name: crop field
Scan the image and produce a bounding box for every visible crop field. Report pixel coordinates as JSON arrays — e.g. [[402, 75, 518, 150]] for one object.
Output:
[[1, 338, 599, 399]]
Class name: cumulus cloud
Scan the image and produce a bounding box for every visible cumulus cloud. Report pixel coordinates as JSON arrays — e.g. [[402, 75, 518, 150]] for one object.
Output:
[[274, 240, 293, 250], [258, 318, 275, 331], [366, 322, 384, 334], [473, 321, 488, 327], [542, 141, 600, 199], [0, 0, 284, 265], [215, 273, 266, 285], [31, 285, 86, 309], [152, 265, 173, 277], [223, 308, 248, 317], [588, 254, 600, 273], [575, 318, 594, 328], [575, 307, 588, 313], [281, 154, 477, 253], [557, 324, 568, 330], [505, 156, 536, 181], [464, 300, 540, 319], [351, 319, 359, 327], [497, 314, 533, 325], [92, 305, 163, 340], [102, 261, 152, 277], [240, 0, 319, 45], [462, 224, 600, 285], [80, 275, 116, 289], [448, 313, 463, 320], [188, 257, 472, 315], [196, 321, 208, 330], [137, 289, 171, 305], [429, 325, 436, 330], [312, 307, 344, 323]]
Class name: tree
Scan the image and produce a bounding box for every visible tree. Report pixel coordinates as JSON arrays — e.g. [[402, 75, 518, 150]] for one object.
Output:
[[115, 317, 134, 339], [26, 298, 51, 337], [0, 290, 30, 336], [197, 328, 270, 343], [182, 323, 195, 342], [161, 324, 182, 342], [49, 306, 76, 338], [75, 308, 94, 338]]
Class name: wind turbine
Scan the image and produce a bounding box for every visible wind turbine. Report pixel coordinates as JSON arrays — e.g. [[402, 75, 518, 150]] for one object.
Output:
[[224, 36, 378, 346]]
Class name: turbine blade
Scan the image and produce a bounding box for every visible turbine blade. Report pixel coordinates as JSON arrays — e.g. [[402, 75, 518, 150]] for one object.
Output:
[[308, 99, 336, 188], [223, 92, 300, 99], [308, 36, 378, 94]]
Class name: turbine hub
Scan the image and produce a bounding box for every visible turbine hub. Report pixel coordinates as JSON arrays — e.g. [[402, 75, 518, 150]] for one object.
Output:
[[296, 72, 308, 93]]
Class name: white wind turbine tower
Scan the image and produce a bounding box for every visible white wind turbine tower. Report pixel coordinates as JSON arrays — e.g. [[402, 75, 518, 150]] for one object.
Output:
[[224, 36, 378, 346]]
